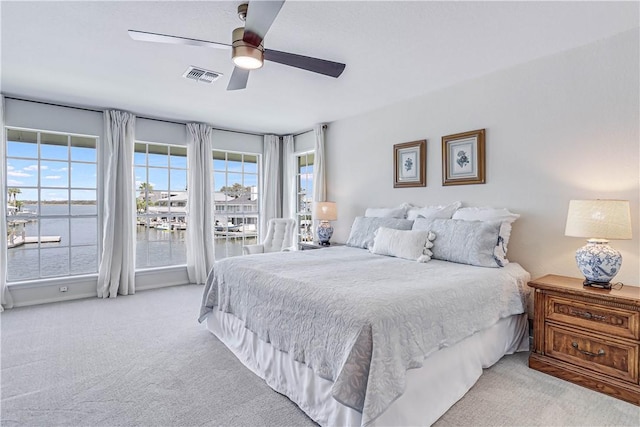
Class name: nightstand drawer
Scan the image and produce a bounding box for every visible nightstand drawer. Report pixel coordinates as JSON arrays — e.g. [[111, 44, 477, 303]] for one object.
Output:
[[546, 295, 640, 340], [545, 324, 638, 383]]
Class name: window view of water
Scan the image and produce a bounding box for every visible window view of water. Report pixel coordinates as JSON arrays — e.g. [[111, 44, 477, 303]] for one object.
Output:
[[5, 129, 261, 283], [7, 203, 256, 282], [7, 204, 97, 281]]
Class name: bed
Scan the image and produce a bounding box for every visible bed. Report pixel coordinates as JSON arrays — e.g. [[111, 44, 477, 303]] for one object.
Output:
[[199, 239, 530, 426]]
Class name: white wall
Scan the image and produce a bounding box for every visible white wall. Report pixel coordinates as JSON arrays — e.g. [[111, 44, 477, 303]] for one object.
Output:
[[326, 29, 640, 286]]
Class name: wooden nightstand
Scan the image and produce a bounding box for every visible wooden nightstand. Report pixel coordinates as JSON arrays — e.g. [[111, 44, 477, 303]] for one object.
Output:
[[298, 242, 344, 250], [528, 274, 640, 405]]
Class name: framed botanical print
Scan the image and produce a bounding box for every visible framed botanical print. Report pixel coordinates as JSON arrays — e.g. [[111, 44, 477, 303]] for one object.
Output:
[[442, 129, 485, 186], [394, 140, 426, 188]]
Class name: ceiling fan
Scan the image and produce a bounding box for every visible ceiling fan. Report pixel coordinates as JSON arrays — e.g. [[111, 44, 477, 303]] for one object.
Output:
[[128, 1, 346, 91]]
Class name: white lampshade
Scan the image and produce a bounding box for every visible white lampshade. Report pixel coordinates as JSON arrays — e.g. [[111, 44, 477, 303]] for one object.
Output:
[[314, 202, 337, 221], [565, 199, 632, 240]]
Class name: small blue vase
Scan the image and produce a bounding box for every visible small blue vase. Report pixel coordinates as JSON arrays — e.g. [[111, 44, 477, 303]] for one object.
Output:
[[317, 221, 334, 245], [575, 239, 622, 284]]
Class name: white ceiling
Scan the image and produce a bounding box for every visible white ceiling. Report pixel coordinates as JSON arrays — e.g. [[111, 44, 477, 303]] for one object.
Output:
[[1, 1, 638, 135]]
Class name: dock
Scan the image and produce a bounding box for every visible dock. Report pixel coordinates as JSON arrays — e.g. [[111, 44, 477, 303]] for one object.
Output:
[[7, 235, 61, 248]]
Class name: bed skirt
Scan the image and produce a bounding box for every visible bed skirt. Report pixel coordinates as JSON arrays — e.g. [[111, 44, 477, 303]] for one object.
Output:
[[206, 310, 529, 426]]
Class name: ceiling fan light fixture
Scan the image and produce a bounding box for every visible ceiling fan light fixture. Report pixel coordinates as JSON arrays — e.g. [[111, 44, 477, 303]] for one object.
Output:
[[232, 27, 264, 70], [232, 46, 263, 70]]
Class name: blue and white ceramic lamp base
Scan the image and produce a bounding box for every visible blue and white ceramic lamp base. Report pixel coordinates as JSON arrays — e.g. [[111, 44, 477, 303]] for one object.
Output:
[[317, 221, 334, 245], [575, 239, 622, 287]]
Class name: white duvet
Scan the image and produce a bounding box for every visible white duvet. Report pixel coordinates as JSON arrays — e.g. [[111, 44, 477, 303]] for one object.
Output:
[[200, 246, 529, 426]]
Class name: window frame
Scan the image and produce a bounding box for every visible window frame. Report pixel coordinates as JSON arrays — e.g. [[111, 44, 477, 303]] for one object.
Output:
[[212, 149, 261, 259], [4, 126, 101, 283], [133, 141, 188, 270], [294, 150, 315, 243]]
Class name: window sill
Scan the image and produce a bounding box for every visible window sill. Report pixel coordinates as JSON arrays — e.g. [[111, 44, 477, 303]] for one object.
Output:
[[7, 273, 98, 290]]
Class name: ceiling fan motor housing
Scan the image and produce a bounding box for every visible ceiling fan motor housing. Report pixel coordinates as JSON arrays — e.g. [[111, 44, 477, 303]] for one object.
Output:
[[232, 27, 264, 70]]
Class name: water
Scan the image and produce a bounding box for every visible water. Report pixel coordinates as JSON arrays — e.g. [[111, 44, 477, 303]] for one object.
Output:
[[7, 204, 256, 282]]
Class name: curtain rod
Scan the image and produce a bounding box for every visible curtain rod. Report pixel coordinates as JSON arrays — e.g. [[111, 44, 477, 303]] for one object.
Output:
[[4, 95, 264, 137], [293, 123, 326, 137]]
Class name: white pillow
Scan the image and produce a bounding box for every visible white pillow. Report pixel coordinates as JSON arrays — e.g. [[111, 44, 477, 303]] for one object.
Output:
[[364, 205, 407, 219], [369, 227, 435, 263], [406, 201, 462, 221], [451, 207, 520, 266], [428, 219, 502, 267], [345, 217, 414, 249]]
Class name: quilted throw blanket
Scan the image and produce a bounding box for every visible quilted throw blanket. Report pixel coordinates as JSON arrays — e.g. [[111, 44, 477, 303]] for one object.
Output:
[[199, 246, 529, 426]]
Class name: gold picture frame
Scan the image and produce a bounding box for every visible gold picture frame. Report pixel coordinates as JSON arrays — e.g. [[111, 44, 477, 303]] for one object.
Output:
[[442, 129, 485, 186], [394, 140, 426, 188]]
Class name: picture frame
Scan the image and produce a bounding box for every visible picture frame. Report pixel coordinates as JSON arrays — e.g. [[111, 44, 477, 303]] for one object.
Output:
[[394, 140, 426, 188], [442, 129, 485, 186]]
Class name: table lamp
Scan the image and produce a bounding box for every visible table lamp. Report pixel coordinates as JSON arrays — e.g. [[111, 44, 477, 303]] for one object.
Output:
[[314, 202, 337, 245], [564, 199, 632, 289]]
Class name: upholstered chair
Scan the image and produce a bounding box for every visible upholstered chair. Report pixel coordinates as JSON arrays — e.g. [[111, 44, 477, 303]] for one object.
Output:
[[243, 218, 296, 255]]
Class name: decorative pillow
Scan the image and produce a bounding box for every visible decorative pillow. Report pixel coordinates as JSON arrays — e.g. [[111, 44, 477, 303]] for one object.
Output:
[[451, 207, 520, 266], [369, 227, 436, 262], [429, 219, 502, 268], [345, 217, 414, 249], [364, 205, 407, 219], [411, 217, 437, 232], [406, 201, 462, 221]]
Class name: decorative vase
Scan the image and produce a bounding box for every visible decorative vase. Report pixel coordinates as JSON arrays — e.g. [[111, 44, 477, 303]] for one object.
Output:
[[575, 239, 622, 285], [317, 221, 334, 245]]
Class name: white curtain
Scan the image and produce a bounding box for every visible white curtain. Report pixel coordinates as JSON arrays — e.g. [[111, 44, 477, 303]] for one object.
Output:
[[312, 124, 327, 240], [282, 135, 297, 248], [1, 95, 14, 311], [97, 110, 136, 298], [260, 134, 281, 239], [186, 123, 215, 284], [282, 135, 296, 219]]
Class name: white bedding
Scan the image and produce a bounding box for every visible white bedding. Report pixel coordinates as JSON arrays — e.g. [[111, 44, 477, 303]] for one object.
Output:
[[207, 310, 529, 426], [200, 246, 530, 426]]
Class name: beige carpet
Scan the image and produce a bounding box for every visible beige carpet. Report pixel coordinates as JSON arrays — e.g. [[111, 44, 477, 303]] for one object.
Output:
[[1, 284, 638, 426]]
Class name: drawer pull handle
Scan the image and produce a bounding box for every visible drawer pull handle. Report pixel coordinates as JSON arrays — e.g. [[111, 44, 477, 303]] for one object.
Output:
[[571, 342, 605, 357], [571, 310, 606, 321]]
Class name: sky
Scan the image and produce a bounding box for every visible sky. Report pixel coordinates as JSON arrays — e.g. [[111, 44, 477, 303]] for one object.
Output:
[[6, 139, 261, 202], [6, 139, 97, 202]]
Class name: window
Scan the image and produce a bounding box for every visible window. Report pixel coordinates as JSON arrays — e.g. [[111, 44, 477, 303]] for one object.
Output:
[[5, 128, 98, 282], [212, 150, 260, 259], [134, 142, 187, 268], [295, 151, 314, 243]]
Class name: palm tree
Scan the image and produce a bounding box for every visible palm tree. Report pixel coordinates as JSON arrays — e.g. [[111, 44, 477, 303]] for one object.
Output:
[[137, 183, 154, 213], [7, 188, 21, 205], [138, 182, 153, 196], [139, 182, 154, 200]]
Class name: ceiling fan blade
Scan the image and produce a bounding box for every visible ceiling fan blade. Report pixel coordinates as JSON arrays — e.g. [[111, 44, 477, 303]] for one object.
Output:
[[227, 67, 251, 90], [264, 49, 345, 78], [128, 30, 231, 50], [243, 0, 285, 47]]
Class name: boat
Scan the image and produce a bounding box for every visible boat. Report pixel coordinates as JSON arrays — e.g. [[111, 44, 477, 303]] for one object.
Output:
[[156, 222, 171, 231], [172, 221, 187, 230], [215, 222, 242, 232]]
